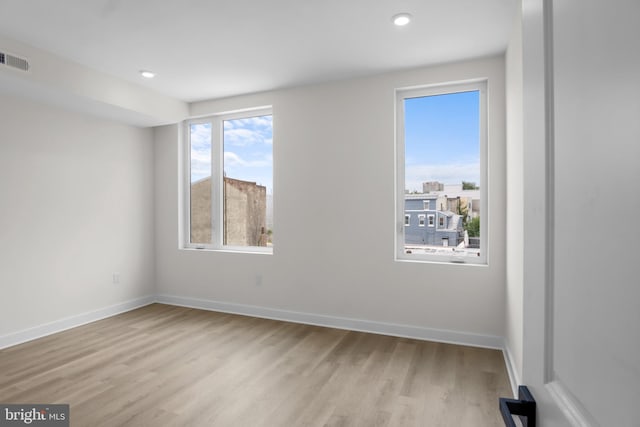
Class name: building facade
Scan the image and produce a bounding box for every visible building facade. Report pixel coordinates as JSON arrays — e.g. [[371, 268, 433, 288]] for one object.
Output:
[[190, 177, 267, 246], [404, 194, 464, 247]]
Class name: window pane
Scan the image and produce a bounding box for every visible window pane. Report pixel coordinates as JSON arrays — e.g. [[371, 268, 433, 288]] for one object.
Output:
[[223, 115, 273, 247], [403, 90, 481, 258], [190, 123, 212, 244]]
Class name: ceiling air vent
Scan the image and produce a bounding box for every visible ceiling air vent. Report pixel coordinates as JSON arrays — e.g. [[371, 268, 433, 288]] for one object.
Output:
[[0, 51, 30, 72]]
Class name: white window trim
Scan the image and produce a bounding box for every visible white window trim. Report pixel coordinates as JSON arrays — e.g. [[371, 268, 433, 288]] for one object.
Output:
[[418, 214, 426, 227], [395, 80, 487, 265], [427, 214, 435, 227], [182, 107, 273, 254], [404, 214, 411, 226]]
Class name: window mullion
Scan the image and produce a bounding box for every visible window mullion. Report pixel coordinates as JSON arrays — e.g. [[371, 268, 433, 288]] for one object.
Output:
[[396, 92, 406, 256], [211, 118, 223, 248], [184, 123, 192, 248]]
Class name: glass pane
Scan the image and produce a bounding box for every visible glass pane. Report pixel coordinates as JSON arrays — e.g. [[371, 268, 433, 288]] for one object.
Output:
[[190, 123, 212, 245], [404, 91, 481, 258], [223, 115, 273, 247]]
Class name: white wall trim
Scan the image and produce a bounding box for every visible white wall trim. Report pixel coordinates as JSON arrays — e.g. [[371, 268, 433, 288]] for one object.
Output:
[[0, 296, 155, 350], [155, 294, 504, 350], [502, 339, 522, 397], [546, 379, 599, 427]]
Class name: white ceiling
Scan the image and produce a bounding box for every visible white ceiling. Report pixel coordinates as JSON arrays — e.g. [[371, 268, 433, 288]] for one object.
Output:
[[0, 0, 517, 103]]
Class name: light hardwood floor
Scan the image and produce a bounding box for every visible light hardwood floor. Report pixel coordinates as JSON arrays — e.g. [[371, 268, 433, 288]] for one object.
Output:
[[0, 304, 511, 426]]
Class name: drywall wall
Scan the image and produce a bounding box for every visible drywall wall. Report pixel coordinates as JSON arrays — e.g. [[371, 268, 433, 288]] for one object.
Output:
[[0, 94, 156, 340], [505, 3, 524, 386], [155, 56, 507, 343]]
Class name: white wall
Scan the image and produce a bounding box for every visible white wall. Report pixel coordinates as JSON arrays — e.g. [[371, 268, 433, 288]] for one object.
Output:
[[505, 2, 524, 387], [155, 56, 507, 344], [0, 94, 156, 341]]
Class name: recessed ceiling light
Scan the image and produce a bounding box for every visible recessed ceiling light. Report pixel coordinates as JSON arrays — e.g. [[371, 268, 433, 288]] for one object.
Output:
[[392, 13, 412, 27], [140, 70, 155, 79]]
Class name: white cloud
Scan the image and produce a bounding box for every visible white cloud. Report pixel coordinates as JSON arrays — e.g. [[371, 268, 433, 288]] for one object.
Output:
[[239, 116, 272, 127], [223, 115, 272, 146], [189, 145, 211, 182], [405, 162, 480, 192], [224, 128, 261, 146], [190, 123, 211, 142], [190, 148, 210, 163], [189, 125, 211, 181], [224, 116, 272, 130], [224, 151, 270, 168], [190, 159, 211, 182]]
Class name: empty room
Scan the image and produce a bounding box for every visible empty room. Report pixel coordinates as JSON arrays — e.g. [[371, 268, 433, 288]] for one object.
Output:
[[0, 1, 638, 426]]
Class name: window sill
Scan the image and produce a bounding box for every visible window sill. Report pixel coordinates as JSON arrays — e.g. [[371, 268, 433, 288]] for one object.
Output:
[[395, 256, 487, 266], [180, 246, 273, 255], [395, 252, 488, 267]]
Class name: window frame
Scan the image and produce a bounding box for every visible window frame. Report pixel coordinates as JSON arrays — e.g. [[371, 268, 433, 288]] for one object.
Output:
[[404, 214, 411, 226], [418, 214, 426, 227], [395, 80, 487, 264], [182, 107, 273, 254]]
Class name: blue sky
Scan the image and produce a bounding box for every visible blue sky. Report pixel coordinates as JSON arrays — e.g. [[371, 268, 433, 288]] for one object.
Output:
[[190, 123, 212, 182], [190, 115, 273, 194], [404, 90, 480, 192]]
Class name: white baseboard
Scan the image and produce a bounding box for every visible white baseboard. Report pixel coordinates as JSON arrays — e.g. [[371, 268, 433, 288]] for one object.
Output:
[[0, 295, 155, 350], [155, 294, 504, 350], [547, 379, 598, 427], [502, 340, 522, 397], [0, 293, 507, 360]]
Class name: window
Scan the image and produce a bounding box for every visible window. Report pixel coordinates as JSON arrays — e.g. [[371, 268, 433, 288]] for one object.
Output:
[[396, 81, 486, 263], [185, 108, 273, 252], [404, 214, 410, 226], [418, 214, 426, 227]]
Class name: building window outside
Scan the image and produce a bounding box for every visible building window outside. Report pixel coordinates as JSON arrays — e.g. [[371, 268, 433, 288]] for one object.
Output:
[[418, 214, 426, 227], [405, 214, 410, 226], [185, 108, 273, 252], [396, 81, 486, 264]]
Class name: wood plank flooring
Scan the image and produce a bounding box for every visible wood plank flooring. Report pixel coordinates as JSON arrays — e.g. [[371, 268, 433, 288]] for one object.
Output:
[[0, 304, 511, 426]]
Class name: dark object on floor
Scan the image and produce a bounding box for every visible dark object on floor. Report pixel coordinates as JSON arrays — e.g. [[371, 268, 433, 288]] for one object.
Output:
[[499, 385, 536, 427]]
